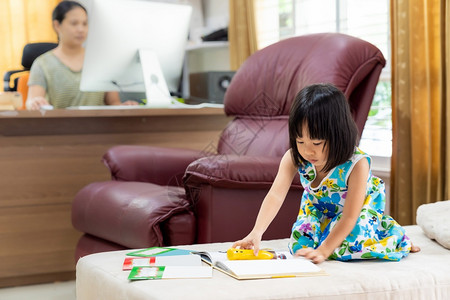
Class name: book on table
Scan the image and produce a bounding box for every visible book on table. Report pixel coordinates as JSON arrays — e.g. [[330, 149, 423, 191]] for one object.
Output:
[[125, 247, 212, 280], [191, 249, 327, 280]]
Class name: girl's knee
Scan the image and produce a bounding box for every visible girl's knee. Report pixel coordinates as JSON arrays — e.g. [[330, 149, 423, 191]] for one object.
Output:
[[289, 220, 317, 252]]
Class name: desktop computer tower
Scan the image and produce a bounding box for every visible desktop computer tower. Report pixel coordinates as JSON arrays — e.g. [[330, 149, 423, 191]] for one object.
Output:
[[189, 71, 235, 104]]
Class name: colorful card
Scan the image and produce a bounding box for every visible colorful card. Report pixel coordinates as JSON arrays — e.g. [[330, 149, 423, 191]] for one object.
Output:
[[128, 266, 166, 280], [123, 254, 202, 270], [123, 257, 156, 271], [128, 265, 213, 280], [126, 247, 192, 257]]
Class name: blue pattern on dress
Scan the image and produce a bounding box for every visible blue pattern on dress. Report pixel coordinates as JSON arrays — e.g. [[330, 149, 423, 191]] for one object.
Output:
[[289, 148, 411, 261]]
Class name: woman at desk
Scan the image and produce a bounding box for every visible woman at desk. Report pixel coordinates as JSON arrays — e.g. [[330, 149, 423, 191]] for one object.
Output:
[[26, 1, 138, 110]]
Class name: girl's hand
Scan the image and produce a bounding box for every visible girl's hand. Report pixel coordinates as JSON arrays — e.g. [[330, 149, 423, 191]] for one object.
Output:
[[295, 247, 328, 264], [231, 232, 262, 256]]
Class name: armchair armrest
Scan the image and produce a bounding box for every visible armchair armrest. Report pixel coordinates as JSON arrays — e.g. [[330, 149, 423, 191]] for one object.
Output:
[[183, 155, 302, 189], [104, 145, 204, 186], [183, 155, 303, 243]]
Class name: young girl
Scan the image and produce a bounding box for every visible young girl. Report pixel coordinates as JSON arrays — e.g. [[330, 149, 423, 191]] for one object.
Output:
[[232, 83, 419, 263]]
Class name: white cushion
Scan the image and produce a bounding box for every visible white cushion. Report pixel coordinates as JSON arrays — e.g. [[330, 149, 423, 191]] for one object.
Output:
[[416, 200, 450, 249]]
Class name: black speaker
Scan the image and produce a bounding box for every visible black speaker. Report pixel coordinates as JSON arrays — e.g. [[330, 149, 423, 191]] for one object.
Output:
[[189, 71, 235, 104]]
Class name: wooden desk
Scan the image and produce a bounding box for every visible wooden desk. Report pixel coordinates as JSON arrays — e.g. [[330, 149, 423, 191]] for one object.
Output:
[[0, 107, 231, 287]]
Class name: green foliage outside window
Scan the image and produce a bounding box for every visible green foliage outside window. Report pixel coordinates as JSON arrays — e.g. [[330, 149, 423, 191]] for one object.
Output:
[[368, 81, 392, 129]]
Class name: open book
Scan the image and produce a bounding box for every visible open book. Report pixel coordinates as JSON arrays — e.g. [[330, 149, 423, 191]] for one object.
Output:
[[191, 249, 327, 280]]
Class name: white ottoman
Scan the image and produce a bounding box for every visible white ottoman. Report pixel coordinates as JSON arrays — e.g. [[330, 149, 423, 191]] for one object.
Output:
[[76, 226, 450, 300]]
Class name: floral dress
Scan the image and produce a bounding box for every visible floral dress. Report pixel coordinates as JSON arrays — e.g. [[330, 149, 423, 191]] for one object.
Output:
[[289, 148, 411, 261]]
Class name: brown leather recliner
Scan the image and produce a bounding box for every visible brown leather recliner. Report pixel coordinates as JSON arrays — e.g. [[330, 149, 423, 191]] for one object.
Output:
[[72, 33, 386, 260]]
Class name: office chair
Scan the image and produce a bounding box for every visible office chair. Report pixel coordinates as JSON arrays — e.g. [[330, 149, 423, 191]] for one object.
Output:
[[3, 42, 57, 109], [4, 42, 57, 89]]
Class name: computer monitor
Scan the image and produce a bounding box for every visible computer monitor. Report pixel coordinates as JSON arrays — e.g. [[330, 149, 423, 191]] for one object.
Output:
[[80, 0, 192, 107]]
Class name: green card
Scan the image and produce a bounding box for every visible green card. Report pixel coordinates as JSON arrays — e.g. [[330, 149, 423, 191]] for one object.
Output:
[[128, 266, 165, 280]]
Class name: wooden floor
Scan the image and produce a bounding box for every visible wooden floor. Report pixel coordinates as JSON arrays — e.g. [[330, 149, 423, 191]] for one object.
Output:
[[0, 280, 76, 300]]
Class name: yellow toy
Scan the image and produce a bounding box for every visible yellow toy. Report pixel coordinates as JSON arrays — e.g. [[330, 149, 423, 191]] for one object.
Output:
[[227, 248, 274, 260]]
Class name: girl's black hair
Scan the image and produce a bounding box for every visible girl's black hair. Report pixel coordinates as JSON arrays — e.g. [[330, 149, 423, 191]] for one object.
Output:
[[52, 0, 87, 23], [288, 83, 358, 172]]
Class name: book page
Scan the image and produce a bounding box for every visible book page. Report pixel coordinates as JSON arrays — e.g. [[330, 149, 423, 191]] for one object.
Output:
[[191, 250, 228, 265], [218, 257, 322, 277], [161, 266, 212, 279]]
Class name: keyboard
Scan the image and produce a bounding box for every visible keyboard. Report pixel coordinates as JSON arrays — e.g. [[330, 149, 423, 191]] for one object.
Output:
[[67, 102, 224, 110], [66, 105, 147, 110]]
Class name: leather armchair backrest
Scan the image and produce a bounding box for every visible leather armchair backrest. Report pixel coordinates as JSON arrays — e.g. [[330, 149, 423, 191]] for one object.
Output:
[[219, 33, 385, 157]]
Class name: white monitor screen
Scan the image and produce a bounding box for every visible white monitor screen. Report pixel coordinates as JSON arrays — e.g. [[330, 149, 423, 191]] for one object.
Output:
[[80, 0, 192, 104]]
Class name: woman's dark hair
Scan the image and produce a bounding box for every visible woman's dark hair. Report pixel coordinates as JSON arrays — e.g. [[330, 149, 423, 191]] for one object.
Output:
[[52, 0, 87, 23], [288, 83, 358, 172]]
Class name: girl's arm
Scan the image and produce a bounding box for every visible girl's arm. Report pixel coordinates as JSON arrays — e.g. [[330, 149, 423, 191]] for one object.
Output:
[[296, 158, 369, 263], [232, 149, 298, 255]]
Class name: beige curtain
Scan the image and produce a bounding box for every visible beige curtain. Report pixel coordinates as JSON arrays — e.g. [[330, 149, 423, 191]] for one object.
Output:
[[228, 0, 281, 70], [0, 0, 60, 91], [228, 0, 258, 70], [390, 0, 449, 225]]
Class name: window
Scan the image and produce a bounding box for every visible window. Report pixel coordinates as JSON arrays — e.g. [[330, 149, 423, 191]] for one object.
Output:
[[277, 0, 392, 158]]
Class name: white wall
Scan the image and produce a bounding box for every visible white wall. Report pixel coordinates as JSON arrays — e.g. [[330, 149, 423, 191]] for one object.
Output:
[[183, 0, 231, 97], [202, 0, 229, 32]]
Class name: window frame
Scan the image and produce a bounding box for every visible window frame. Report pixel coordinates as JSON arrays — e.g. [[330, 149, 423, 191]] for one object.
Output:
[[277, 0, 392, 165]]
